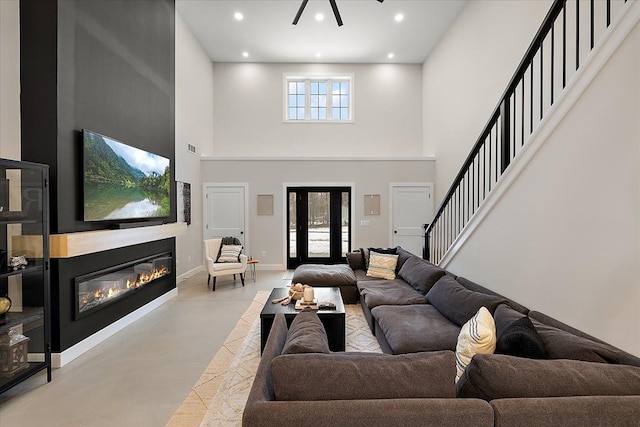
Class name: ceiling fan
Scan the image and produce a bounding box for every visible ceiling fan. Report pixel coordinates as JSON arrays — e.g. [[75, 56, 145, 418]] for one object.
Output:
[[293, 0, 384, 27]]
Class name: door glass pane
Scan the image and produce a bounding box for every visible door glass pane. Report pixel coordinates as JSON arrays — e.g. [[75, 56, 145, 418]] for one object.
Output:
[[308, 192, 330, 258], [289, 192, 297, 258], [341, 192, 349, 257]]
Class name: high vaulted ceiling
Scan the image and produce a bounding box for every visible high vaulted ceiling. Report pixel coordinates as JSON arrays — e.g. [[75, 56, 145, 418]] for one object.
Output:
[[177, 0, 467, 64]]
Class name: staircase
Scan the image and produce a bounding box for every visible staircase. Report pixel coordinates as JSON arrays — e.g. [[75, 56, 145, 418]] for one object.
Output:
[[424, 0, 640, 356], [426, 0, 636, 265]]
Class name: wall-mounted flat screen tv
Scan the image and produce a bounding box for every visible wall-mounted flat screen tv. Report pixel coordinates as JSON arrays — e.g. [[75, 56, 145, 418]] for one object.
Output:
[[83, 129, 170, 222]]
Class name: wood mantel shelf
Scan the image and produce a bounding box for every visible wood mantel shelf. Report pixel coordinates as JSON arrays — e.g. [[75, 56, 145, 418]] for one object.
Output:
[[50, 222, 187, 258]]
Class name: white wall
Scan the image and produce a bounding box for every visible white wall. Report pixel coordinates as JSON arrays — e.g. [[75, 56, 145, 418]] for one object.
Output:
[[0, 0, 20, 160], [175, 13, 212, 280], [423, 0, 552, 204], [446, 20, 640, 356], [201, 159, 435, 269], [208, 63, 423, 157]]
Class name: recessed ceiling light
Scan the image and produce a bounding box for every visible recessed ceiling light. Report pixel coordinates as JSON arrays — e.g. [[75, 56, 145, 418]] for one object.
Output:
[[242, 51, 249, 58], [315, 53, 322, 58], [234, 12, 244, 21], [315, 13, 324, 22], [387, 53, 395, 59], [394, 13, 404, 23]]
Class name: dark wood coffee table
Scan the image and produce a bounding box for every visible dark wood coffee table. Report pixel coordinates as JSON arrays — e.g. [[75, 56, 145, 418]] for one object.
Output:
[[260, 287, 346, 353]]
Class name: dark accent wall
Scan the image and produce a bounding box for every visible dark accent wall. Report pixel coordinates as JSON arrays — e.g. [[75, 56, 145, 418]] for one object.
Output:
[[20, 0, 177, 353], [21, 0, 176, 233]]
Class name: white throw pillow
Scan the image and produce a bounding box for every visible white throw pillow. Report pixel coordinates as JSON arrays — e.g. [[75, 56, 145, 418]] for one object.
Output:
[[455, 306, 496, 383], [366, 252, 398, 280], [217, 244, 242, 263]]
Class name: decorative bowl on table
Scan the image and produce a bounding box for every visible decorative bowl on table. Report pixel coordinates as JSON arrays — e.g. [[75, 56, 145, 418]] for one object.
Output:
[[289, 283, 309, 300]]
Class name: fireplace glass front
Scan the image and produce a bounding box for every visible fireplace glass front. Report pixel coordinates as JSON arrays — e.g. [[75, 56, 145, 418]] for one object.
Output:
[[75, 252, 172, 319]]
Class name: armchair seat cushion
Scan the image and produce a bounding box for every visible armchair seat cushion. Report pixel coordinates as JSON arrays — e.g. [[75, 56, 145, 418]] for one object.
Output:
[[211, 262, 243, 272]]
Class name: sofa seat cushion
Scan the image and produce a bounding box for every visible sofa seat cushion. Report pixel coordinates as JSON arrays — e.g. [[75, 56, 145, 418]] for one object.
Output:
[[210, 262, 243, 272], [372, 304, 460, 353], [272, 350, 456, 401], [356, 278, 401, 292], [353, 269, 369, 282], [397, 255, 446, 295], [282, 308, 330, 355], [291, 264, 357, 288], [426, 275, 507, 326], [359, 280, 427, 309], [456, 353, 640, 401]]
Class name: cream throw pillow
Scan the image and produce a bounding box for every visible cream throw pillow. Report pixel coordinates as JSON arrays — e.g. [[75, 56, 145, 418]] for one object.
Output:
[[455, 306, 496, 382], [217, 244, 242, 263], [366, 252, 398, 280]]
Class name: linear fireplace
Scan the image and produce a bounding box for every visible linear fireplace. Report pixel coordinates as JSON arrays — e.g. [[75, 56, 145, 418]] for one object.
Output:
[[74, 252, 172, 319]]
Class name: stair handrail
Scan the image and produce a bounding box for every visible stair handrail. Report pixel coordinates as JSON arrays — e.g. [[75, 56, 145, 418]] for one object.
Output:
[[426, 0, 626, 263]]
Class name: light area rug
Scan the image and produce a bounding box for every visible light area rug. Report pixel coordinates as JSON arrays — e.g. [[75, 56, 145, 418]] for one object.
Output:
[[282, 271, 294, 280], [166, 290, 381, 427]]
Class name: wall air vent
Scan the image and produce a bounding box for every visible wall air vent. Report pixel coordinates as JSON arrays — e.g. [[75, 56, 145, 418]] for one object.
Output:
[[187, 143, 196, 155]]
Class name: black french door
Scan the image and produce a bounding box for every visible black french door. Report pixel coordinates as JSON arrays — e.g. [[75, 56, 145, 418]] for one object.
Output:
[[287, 187, 351, 269]]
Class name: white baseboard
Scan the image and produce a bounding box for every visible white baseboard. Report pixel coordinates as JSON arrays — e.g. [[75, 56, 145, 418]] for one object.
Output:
[[254, 263, 286, 271], [51, 288, 178, 368], [177, 265, 204, 283]]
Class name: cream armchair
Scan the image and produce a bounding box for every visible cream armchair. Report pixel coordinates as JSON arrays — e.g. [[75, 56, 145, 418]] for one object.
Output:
[[204, 238, 248, 291]]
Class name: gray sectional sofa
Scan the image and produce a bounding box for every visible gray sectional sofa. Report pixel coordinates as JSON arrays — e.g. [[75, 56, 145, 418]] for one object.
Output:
[[243, 247, 640, 426]]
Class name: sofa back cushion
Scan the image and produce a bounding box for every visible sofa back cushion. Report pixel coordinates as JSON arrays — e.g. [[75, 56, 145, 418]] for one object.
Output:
[[271, 351, 456, 401], [530, 311, 640, 367], [493, 304, 526, 337], [456, 276, 529, 314], [456, 353, 640, 400], [281, 308, 330, 355], [530, 318, 635, 365], [397, 256, 446, 295], [426, 275, 507, 326], [346, 250, 364, 271], [394, 246, 415, 273]]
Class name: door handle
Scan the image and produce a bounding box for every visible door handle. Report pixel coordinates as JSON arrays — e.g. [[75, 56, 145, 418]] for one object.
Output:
[[394, 230, 397, 234]]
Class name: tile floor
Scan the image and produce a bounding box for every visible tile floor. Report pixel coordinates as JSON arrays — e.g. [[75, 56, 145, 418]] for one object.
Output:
[[0, 270, 288, 427]]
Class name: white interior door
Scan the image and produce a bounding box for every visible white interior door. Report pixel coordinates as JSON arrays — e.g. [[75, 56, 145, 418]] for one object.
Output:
[[391, 185, 433, 257], [204, 185, 246, 246]]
